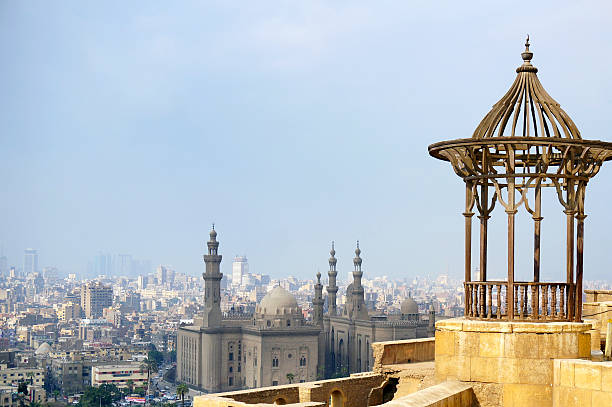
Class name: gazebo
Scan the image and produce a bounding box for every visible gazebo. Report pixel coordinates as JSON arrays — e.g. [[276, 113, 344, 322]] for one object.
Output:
[[428, 37, 612, 322]]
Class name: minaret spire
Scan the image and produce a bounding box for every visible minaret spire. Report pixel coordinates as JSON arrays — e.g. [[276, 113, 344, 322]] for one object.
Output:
[[348, 241, 368, 320], [202, 225, 223, 327], [326, 241, 338, 316], [313, 271, 324, 326]]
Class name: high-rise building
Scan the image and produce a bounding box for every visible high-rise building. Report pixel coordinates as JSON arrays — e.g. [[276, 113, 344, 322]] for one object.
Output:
[[0, 255, 7, 276], [81, 282, 113, 318], [116, 254, 132, 276], [157, 265, 168, 285], [232, 256, 248, 287], [23, 249, 38, 275]]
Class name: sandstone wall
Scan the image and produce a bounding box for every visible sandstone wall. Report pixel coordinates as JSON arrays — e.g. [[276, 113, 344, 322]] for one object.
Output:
[[553, 359, 612, 406], [372, 338, 435, 372], [435, 318, 592, 407]]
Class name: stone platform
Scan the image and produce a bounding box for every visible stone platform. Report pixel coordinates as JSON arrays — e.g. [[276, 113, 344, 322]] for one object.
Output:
[[435, 318, 592, 407]]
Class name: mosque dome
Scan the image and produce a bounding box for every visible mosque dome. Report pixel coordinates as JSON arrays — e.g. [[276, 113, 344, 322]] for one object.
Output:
[[35, 342, 51, 356], [256, 286, 300, 316], [401, 297, 418, 315]]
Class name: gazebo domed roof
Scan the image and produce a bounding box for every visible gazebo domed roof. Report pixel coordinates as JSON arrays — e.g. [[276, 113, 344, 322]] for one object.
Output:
[[473, 36, 580, 140]]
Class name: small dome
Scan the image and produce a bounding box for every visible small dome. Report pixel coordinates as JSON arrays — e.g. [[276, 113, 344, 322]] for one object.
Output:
[[257, 286, 299, 316], [35, 342, 51, 355], [401, 297, 418, 315]]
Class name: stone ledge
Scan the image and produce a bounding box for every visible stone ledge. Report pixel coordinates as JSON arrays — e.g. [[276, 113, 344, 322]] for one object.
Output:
[[382, 381, 474, 407], [436, 318, 591, 333]]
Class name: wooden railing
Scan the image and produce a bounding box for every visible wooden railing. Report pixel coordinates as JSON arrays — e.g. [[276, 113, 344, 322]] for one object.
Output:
[[464, 281, 573, 321]]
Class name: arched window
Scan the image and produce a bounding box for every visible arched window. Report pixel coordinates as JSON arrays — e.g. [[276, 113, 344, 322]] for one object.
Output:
[[287, 319, 291, 327], [272, 356, 279, 367]]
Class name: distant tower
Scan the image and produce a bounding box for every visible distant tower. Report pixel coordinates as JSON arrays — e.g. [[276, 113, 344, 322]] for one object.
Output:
[[313, 272, 324, 326], [232, 256, 248, 288], [347, 241, 369, 320], [202, 225, 223, 327], [326, 242, 338, 315], [23, 249, 38, 275], [428, 303, 436, 336]]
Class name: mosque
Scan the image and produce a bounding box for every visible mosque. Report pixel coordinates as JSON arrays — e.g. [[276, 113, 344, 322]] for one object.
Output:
[[176, 228, 434, 393]]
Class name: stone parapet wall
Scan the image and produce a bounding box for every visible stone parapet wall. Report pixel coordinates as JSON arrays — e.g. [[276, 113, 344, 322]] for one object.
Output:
[[553, 359, 612, 406], [380, 381, 475, 407], [583, 301, 612, 339], [195, 372, 386, 407], [435, 318, 592, 407], [372, 338, 435, 372]]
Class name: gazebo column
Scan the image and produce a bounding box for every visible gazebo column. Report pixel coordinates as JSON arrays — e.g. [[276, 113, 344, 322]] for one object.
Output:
[[479, 179, 489, 317], [533, 180, 542, 319], [463, 181, 474, 317], [565, 208, 575, 321], [507, 177, 516, 320], [575, 211, 586, 321]]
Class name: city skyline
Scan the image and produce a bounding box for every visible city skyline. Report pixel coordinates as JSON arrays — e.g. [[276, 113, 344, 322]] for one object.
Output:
[[3, 2, 612, 281]]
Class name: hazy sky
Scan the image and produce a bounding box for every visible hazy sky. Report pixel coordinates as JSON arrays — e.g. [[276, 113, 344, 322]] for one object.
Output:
[[2, 1, 612, 281]]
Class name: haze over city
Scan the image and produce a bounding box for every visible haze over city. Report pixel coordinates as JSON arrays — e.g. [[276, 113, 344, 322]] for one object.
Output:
[[2, 1, 612, 281]]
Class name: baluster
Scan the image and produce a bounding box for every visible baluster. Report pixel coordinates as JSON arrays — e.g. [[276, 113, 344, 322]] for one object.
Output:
[[542, 285, 548, 319], [519, 285, 527, 319], [531, 285, 537, 320], [514, 286, 519, 317], [505, 284, 510, 320], [473, 285, 478, 317], [465, 284, 470, 317], [559, 285, 565, 319], [487, 285, 492, 319], [480, 284, 485, 317], [496, 284, 502, 319], [524, 285, 529, 318], [551, 284, 557, 318]]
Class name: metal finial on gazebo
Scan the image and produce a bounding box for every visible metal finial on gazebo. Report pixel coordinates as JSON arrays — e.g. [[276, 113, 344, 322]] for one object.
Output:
[[429, 39, 612, 322]]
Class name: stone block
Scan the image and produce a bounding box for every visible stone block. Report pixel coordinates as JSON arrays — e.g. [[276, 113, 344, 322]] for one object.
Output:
[[434, 354, 451, 379], [601, 363, 612, 388], [511, 333, 540, 359], [557, 332, 579, 358], [503, 383, 552, 407], [578, 333, 591, 358], [592, 390, 612, 406], [470, 356, 503, 383], [498, 358, 519, 384], [562, 322, 592, 332], [553, 386, 591, 407], [478, 332, 505, 358], [435, 330, 455, 356], [517, 358, 552, 385], [454, 355, 471, 382], [538, 333, 560, 359], [463, 320, 513, 333], [559, 359, 575, 388], [435, 319, 463, 331], [454, 331, 479, 356], [574, 362, 602, 391], [512, 322, 563, 333]]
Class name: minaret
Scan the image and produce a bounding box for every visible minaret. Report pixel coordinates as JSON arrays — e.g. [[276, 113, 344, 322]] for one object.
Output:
[[428, 303, 436, 336], [350, 241, 369, 320], [326, 242, 338, 316], [313, 272, 324, 326], [202, 225, 223, 327]]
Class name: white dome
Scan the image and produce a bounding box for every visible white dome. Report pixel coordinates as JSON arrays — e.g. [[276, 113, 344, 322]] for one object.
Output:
[[35, 342, 51, 355], [401, 297, 418, 315], [257, 286, 299, 316]]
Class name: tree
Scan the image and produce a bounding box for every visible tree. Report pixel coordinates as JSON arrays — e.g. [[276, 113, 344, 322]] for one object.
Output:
[[286, 373, 295, 384], [79, 384, 122, 407], [17, 381, 28, 407], [148, 350, 164, 367], [176, 383, 188, 407], [53, 390, 60, 401], [126, 380, 135, 395], [141, 359, 158, 400]]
